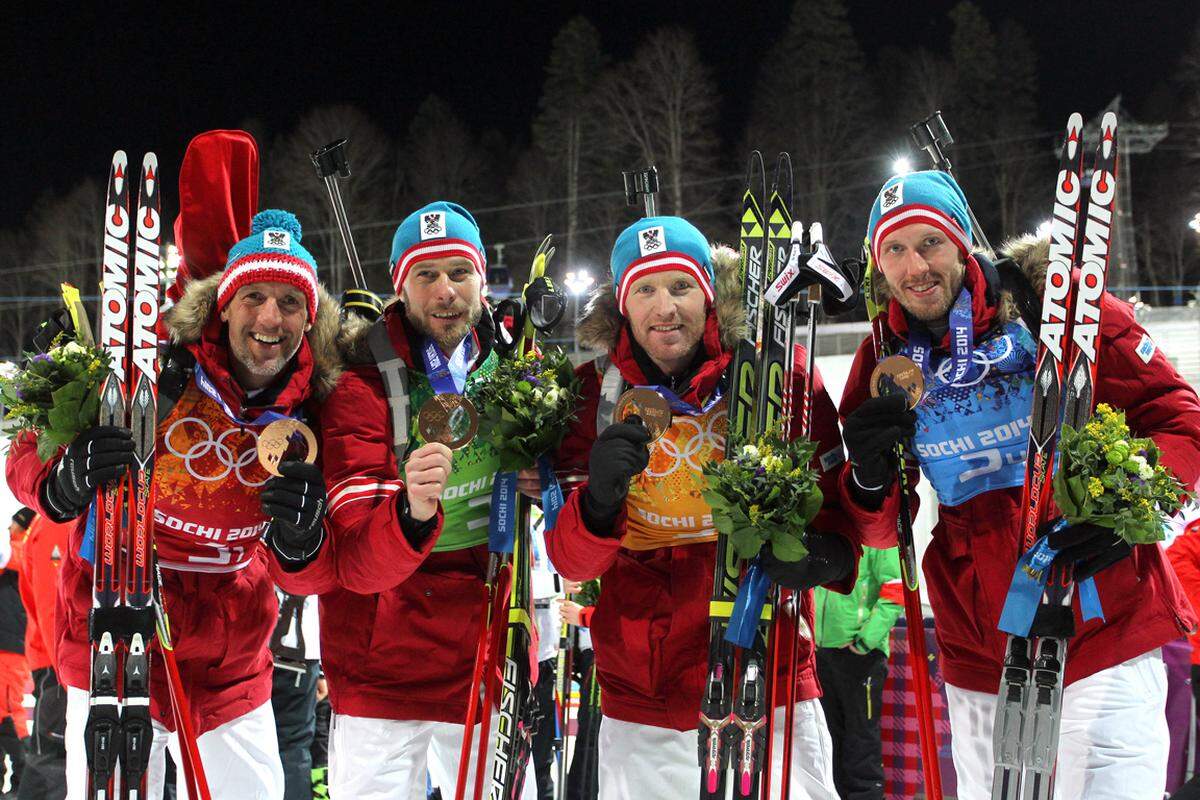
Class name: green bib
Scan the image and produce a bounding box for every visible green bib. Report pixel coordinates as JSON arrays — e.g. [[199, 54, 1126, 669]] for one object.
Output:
[[407, 349, 504, 552]]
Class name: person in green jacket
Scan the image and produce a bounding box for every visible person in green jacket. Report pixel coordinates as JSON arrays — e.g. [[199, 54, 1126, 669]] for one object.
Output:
[[813, 544, 904, 800]]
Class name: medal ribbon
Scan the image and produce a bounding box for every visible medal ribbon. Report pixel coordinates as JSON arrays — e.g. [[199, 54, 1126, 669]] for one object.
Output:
[[635, 383, 723, 418], [421, 335, 474, 396], [998, 518, 1104, 636], [193, 362, 294, 426], [908, 287, 975, 387]]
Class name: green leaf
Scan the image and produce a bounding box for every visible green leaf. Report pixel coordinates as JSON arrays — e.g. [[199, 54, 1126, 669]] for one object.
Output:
[[78, 392, 100, 428], [730, 526, 762, 560], [770, 531, 809, 562], [47, 402, 81, 434], [35, 435, 59, 463], [51, 381, 85, 405]]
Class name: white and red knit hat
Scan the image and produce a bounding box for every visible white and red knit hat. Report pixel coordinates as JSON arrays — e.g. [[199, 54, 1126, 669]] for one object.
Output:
[[867, 170, 974, 266], [217, 210, 319, 322], [389, 201, 487, 295]]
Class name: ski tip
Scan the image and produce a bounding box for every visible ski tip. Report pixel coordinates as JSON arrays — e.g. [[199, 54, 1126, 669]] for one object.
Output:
[[1101, 111, 1118, 136], [1067, 112, 1083, 132], [142, 152, 158, 171]]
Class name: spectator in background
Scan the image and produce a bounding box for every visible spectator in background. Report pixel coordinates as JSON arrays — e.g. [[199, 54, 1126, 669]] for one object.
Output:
[[559, 581, 600, 800], [16, 511, 69, 800], [813, 545, 904, 800], [0, 509, 32, 795], [270, 590, 321, 800], [1167, 513, 1200, 800]]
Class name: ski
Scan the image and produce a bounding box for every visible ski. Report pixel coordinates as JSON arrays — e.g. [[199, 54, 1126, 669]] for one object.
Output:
[[118, 152, 160, 798], [992, 111, 1119, 800], [87, 149, 132, 800], [699, 152, 767, 800]]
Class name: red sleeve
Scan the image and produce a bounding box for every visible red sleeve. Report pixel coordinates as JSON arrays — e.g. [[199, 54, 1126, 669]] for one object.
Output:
[[286, 367, 443, 595], [1167, 532, 1200, 621], [578, 604, 595, 628], [545, 361, 625, 581], [5, 430, 62, 519], [791, 344, 860, 593], [1095, 295, 1200, 492]]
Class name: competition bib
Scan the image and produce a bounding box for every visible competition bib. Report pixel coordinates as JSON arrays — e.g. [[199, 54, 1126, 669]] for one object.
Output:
[[903, 321, 1037, 506]]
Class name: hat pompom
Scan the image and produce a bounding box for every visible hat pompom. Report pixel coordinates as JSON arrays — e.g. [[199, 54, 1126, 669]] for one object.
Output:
[[251, 209, 303, 241]]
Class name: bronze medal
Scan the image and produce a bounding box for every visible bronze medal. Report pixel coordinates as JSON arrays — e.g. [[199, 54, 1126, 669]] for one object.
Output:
[[417, 394, 479, 450], [870, 355, 925, 410], [614, 388, 672, 441], [257, 419, 319, 477]]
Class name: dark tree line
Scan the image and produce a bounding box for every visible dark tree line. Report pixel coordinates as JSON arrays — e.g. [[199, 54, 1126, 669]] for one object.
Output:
[[1, 0, 1198, 358]]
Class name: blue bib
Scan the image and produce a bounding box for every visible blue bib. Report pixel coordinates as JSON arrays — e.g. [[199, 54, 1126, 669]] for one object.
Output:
[[904, 321, 1037, 506]]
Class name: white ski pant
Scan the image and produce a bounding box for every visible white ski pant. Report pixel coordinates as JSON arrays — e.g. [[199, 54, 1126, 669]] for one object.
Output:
[[945, 648, 1169, 800], [65, 685, 284, 800], [597, 700, 838, 800], [329, 713, 539, 800]]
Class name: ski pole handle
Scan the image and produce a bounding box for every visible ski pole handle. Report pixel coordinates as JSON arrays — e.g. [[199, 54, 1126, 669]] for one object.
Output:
[[908, 112, 995, 256], [622, 166, 660, 217], [310, 139, 373, 297]]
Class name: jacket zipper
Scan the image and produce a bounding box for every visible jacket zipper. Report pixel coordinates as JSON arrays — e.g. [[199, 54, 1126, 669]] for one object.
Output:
[[865, 674, 873, 720]]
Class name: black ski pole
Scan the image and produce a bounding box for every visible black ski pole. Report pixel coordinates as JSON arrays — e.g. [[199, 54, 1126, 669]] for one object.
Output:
[[909, 111, 995, 256], [310, 139, 384, 320], [622, 166, 660, 217]]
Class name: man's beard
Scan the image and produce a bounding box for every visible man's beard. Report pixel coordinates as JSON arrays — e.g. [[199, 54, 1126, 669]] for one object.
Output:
[[407, 303, 483, 354], [230, 335, 302, 380]]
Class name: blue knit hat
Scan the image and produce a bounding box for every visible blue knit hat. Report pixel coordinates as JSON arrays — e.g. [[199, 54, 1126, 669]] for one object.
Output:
[[867, 170, 973, 265], [219, 210, 319, 322], [390, 201, 487, 295], [610, 216, 714, 316]]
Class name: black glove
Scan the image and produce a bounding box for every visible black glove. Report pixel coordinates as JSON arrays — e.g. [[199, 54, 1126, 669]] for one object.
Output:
[[262, 461, 328, 567], [1045, 519, 1132, 582], [42, 426, 136, 521], [843, 394, 915, 495], [582, 420, 652, 533], [761, 533, 855, 591]]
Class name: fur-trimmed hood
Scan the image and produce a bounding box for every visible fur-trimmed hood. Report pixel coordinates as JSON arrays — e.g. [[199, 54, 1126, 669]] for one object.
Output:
[[575, 244, 746, 354], [161, 272, 343, 399]]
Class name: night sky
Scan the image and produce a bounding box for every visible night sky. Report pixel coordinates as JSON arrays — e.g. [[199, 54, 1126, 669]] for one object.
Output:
[[2, 0, 1195, 226]]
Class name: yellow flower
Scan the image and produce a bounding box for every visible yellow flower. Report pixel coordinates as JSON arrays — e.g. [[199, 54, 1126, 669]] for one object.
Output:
[[1095, 403, 1114, 416], [749, 504, 762, 525], [1088, 477, 1105, 498]]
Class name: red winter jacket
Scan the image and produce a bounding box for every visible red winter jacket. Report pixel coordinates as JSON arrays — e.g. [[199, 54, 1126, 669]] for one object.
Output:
[[4, 275, 341, 735], [276, 306, 522, 725], [18, 514, 70, 673], [546, 253, 856, 731], [1166, 518, 1200, 665], [839, 243, 1200, 693]]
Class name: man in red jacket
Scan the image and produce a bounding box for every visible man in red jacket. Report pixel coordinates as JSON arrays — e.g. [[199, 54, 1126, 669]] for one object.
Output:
[[836, 170, 1200, 800], [274, 201, 532, 799], [6, 206, 341, 800], [17, 511, 70, 799], [546, 215, 855, 799]]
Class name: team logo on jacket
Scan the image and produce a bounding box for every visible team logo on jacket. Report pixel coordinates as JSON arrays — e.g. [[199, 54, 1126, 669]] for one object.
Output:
[[638, 225, 665, 256], [263, 230, 291, 249], [421, 211, 447, 239], [881, 181, 903, 211]]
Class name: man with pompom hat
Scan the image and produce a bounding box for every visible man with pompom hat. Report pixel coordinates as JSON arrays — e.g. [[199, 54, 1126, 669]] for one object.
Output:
[[276, 200, 548, 798], [546, 214, 856, 798], [7, 191, 344, 797], [830, 168, 1200, 799]]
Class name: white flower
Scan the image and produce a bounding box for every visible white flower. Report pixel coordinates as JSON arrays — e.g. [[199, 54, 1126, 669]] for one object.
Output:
[[741, 444, 760, 461], [0, 362, 17, 381], [543, 388, 560, 406], [62, 341, 86, 356], [1130, 454, 1153, 480]]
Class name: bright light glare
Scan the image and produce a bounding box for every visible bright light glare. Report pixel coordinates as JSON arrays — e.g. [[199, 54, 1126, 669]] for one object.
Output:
[[564, 269, 595, 297], [892, 157, 912, 176], [1036, 219, 1053, 239]]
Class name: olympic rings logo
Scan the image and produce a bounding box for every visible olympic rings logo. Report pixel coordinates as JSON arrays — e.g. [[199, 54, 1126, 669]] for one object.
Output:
[[164, 416, 268, 487], [931, 334, 1017, 389], [645, 409, 727, 478]]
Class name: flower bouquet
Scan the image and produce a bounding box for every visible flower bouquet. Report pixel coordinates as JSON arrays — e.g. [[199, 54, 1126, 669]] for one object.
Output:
[[0, 334, 112, 461], [1053, 403, 1191, 545], [475, 348, 582, 471], [702, 428, 823, 562]]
